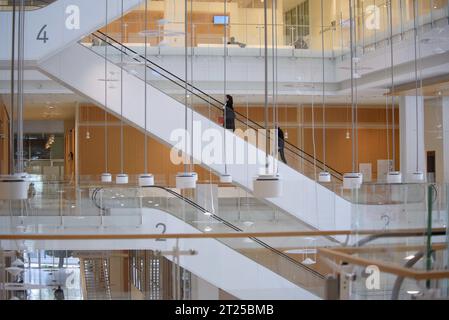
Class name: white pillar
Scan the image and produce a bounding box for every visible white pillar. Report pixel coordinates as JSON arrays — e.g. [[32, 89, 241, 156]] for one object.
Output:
[[399, 96, 425, 182], [443, 97, 449, 183]]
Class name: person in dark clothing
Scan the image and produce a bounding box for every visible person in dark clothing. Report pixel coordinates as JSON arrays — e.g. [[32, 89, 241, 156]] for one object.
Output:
[[54, 286, 64, 300], [224, 95, 236, 132], [277, 127, 287, 164]]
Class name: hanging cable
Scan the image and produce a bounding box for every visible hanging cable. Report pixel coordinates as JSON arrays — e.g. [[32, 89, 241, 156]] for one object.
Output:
[[388, 0, 396, 172], [144, 0, 148, 174], [272, 0, 279, 172], [9, 0, 16, 174], [321, 0, 327, 173], [263, 0, 269, 173], [17, 0, 25, 174], [190, 0, 194, 174], [381, 4, 391, 175], [104, 0, 109, 175], [412, 0, 420, 173], [184, 0, 188, 174], [120, 0, 124, 175], [349, 0, 356, 173], [223, 0, 228, 175]]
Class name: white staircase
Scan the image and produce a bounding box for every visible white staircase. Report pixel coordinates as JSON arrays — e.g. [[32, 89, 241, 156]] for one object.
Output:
[[39, 41, 352, 232]]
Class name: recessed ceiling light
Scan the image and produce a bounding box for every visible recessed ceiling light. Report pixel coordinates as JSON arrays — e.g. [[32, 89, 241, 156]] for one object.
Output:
[[204, 226, 212, 232]]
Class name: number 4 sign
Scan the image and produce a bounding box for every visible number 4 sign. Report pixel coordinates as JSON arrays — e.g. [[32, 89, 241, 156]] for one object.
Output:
[[36, 5, 80, 44]]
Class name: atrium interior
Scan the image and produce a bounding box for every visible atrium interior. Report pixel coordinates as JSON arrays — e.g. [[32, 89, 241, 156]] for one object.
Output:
[[0, 0, 448, 300]]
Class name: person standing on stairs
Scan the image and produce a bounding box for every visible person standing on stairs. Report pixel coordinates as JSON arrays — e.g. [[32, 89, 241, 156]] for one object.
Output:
[[278, 127, 287, 164], [224, 95, 236, 132]]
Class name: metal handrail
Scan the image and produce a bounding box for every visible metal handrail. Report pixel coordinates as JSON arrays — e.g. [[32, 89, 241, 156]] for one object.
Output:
[[92, 185, 326, 280]]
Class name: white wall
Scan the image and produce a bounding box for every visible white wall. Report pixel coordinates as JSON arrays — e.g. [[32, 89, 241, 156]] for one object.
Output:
[[0, 0, 143, 61]]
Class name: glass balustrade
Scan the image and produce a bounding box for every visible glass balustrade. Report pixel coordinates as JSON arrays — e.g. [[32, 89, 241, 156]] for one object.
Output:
[[80, 0, 448, 60], [80, 31, 344, 185], [339, 182, 449, 299]]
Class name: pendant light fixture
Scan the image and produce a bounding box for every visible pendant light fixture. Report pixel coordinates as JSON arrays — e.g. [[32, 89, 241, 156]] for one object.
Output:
[[0, 0, 28, 201], [116, 0, 128, 185], [318, 0, 331, 183], [386, 0, 402, 184], [176, 0, 197, 189], [101, 0, 112, 183], [220, 0, 232, 184], [253, 0, 282, 198], [343, 0, 363, 189], [138, 0, 154, 187], [410, 0, 424, 182]]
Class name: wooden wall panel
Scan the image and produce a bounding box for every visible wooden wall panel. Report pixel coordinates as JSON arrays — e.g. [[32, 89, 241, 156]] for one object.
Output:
[[78, 103, 400, 181], [78, 105, 215, 184], [234, 104, 400, 178], [302, 128, 400, 178]]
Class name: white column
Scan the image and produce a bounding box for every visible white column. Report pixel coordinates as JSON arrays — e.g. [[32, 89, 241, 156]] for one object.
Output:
[[399, 96, 425, 182], [443, 97, 449, 183]]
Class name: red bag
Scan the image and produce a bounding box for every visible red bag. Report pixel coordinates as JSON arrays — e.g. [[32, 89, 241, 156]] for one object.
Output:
[[218, 116, 224, 125]]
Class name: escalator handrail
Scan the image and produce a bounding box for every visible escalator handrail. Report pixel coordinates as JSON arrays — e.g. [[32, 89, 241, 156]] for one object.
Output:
[[92, 31, 343, 181], [92, 185, 326, 280]]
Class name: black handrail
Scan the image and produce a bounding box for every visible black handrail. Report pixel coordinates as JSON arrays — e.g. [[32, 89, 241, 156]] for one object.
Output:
[[92, 185, 326, 280], [91, 31, 343, 181]]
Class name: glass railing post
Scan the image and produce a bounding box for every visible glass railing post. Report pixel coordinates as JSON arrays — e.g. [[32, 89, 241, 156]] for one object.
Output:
[[58, 189, 64, 228], [100, 188, 104, 227], [445, 183, 449, 297]]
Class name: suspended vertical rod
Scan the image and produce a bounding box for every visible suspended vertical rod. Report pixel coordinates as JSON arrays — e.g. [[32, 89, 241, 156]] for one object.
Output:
[[184, 0, 188, 173], [104, 0, 109, 173], [388, 0, 396, 171], [190, 0, 194, 173], [120, 0, 124, 173], [272, 0, 278, 164], [412, 0, 420, 172], [223, 0, 228, 174], [9, 0, 16, 174], [144, 0, 148, 174], [349, 0, 356, 172], [321, 0, 326, 172], [263, 0, 269, 171], [16, 0, 25, 174], [120, 0, 124, 174]]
